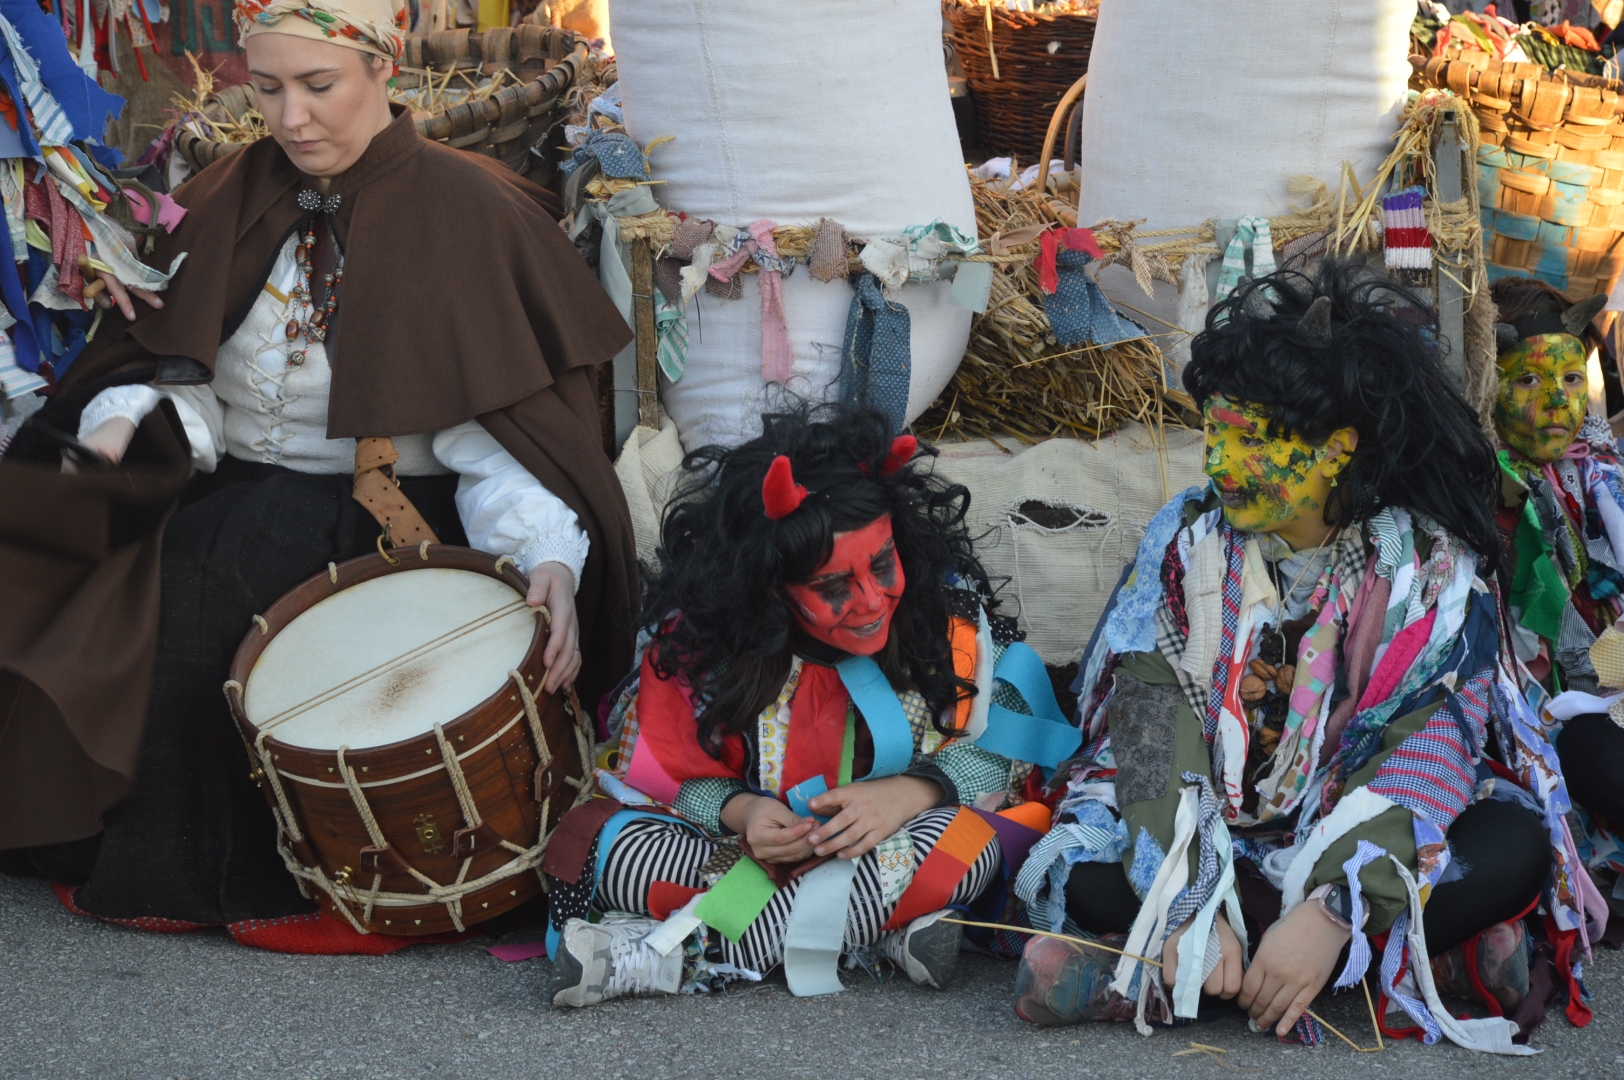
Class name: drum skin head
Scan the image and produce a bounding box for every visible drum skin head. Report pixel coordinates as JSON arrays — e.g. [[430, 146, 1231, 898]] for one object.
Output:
[[244, 567, 535, 750]]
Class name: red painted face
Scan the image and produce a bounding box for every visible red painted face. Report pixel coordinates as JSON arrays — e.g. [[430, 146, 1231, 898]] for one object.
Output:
[[784, 515, 905, 656]]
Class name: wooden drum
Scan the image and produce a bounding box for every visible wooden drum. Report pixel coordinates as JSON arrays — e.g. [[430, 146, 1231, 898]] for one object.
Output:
[[223, 545, 591, 935]]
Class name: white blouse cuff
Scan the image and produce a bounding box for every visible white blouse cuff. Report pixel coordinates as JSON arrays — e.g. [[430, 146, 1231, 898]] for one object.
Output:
[[78, 384, 162, 439], [515, 530, 590, 593]]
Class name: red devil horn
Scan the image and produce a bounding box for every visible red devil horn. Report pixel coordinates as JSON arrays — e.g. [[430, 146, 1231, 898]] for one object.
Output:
[[762, 455, 808, 520], [880, 435, 918, 476]]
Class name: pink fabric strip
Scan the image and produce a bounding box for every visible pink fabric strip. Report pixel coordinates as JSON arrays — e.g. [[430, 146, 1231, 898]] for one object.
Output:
[[1320, 571, 1390, 765], [121, 188, 187, 232], [749, 219, 793, 385], [708, 240, 757, 283], [622, 735, 682, 805], [487, 941, 549, 962], [1355, 606, 1435, 713]]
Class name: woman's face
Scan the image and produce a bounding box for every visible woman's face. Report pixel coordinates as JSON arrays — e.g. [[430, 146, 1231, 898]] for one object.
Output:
[[1495, 333, 1588, 463], [245, 33, 393, 179], [783, 515, 906, 657], [1203, 395, 1354, 547]]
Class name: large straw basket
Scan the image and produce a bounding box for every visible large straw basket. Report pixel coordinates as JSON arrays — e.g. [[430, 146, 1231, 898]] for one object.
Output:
[[1421, 55, 1624, 298], [174, 26, 587, 186], [944, 2, 1096, 162]]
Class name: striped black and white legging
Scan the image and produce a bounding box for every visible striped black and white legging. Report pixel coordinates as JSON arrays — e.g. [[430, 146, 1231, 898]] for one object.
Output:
[[594, 806, 1002, 975]]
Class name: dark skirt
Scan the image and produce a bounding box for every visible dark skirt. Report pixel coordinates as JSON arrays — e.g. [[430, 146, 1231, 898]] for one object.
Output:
[[71, 456, 467, 924]]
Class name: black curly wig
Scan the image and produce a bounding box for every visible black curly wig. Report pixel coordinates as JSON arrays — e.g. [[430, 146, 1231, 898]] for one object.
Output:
[[642, 403, 994, 752], [1183, 261, 1502, 570]]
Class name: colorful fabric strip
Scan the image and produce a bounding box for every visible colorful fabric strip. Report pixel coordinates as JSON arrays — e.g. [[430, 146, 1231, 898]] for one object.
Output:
[[693, 856, 778, 944], [882, 806, 997, 930], [782, 858, 859, 996], [835, 656, 917, 780], [975, 641, 1082, 769]]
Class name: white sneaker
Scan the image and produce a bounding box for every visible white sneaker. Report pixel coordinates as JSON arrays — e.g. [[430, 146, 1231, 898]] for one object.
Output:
[[550, 917, 684, 1007], [881, 908, 963, 989]]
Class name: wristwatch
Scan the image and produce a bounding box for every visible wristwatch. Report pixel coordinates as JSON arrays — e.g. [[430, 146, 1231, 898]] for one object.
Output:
[[1308, 882, 1362, 931]]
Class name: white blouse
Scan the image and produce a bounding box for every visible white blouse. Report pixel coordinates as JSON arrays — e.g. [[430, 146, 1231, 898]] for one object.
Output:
[[78, 235, 589, 589]]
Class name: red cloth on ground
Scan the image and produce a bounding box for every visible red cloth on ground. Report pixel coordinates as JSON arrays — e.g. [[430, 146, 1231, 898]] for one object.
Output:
[[52, 882, 475, 955]]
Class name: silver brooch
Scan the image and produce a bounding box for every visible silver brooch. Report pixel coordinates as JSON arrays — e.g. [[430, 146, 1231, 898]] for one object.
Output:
[[296, 190, 342, 214]]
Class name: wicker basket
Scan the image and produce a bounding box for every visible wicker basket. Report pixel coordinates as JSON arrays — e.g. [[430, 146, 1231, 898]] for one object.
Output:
[[174, 26, 587, 186], [945, 2, 1096, 162], [1421, 55, 1624, 299]]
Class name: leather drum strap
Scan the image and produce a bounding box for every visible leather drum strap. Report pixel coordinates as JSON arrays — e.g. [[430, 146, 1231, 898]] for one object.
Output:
[[352, 436, 440, 547]]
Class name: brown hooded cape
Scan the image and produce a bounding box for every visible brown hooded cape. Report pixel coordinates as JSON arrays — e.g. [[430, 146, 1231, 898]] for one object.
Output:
[[0, 111, 637, 849]]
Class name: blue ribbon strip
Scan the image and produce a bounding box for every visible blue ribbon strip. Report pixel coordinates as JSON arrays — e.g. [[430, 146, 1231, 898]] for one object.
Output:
[[786, 776, 831, 823], [834, 656, 916, 780], [975, 641, 1083, 770]]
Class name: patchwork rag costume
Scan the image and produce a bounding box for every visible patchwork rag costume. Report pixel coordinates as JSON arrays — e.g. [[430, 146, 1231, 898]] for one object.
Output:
[[0, 94, 636, 943], [1499, 398, 1624, 946], [1019, 487, 1597, 1051], [543, 590, 1076, 991]]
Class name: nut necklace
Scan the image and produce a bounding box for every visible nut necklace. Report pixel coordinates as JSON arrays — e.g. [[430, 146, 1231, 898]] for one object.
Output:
[[286, 190, 343, 368]]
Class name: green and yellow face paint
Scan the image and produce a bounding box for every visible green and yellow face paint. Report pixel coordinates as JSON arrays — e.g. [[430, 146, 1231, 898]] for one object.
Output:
[[1494, 333, 1589, 464], [1202, 396, 1347, 547]]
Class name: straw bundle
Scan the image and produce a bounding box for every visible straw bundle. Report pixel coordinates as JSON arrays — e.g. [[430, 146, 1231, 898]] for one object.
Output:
[[916, 174, 1196, 445]]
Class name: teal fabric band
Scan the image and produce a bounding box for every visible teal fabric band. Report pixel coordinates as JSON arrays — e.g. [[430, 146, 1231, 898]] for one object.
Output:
[[973, 641, 1082, 769], [835, 656, 917, 780]]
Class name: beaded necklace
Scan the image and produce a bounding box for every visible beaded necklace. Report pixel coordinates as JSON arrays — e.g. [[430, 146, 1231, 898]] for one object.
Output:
[[286, 190, 343, 368]]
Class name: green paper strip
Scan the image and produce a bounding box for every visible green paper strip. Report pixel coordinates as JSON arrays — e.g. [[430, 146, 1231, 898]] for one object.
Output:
[[694, 857, 777, 943], [838, 705, 856, 789]]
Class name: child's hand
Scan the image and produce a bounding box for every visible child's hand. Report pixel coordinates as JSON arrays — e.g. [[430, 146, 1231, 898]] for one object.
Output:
[[806, 775, 941, 860], [1237, 896, 1350, 1036], [722, 794, 817, 863]]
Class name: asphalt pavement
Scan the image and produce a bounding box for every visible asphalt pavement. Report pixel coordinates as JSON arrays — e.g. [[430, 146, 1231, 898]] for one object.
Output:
[[4, 872, 1624, 1080]]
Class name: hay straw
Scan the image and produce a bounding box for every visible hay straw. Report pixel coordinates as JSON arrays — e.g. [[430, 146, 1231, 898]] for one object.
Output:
[[918, 174, 1195, 444]]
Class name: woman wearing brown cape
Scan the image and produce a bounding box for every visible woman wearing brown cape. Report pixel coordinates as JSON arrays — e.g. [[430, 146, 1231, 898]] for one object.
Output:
[[0, 0, 637, 938]]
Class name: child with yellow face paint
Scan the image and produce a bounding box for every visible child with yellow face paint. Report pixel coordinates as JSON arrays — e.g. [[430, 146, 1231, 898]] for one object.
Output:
[[1016, 264, 1579, 1050], [1489, 276, 1624, 943], [1494, 332, 1590, 465], [1202, 395, 1356, 551]]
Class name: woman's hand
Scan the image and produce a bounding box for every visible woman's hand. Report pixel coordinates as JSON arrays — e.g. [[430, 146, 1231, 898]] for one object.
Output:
[[806, 774, 941, 860], [525, 561, 579, 693], [1236, 894, 1352, 1036], [62, 416, 136, 473], [1161, 911, 1244, 999], [721, 794, 817, 864], [79, 257, 163, 321]]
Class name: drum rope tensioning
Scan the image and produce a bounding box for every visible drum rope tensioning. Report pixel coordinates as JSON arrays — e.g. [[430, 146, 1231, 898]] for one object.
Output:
[[223, 546, 594, 936]]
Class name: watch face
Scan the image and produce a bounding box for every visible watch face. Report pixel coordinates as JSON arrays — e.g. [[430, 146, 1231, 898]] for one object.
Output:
[[1325, 883, 1353, 924]]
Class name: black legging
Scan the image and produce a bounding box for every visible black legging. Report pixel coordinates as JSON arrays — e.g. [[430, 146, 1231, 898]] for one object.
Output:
[[1556, 712, 1624, 826], [1065, 799, 1551, 954]]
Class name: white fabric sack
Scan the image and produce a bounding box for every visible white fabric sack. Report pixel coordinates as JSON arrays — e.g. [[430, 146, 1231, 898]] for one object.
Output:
[[1075, 0, 1414, 337], [615, 421, 1208, 665], [613, 0, 974, 452]]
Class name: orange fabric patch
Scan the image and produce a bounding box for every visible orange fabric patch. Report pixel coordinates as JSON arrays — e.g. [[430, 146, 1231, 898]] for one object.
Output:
[[933, 805, 997, 864], [997, 800, 1053, 834], [948, 616, 979, 734]]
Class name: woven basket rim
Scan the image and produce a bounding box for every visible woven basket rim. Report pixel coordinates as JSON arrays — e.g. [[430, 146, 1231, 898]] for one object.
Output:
[[179, 27, 587, 166]]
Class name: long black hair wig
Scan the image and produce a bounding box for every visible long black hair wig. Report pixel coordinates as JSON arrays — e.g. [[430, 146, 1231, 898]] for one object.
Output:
[[642, 403, 992, 752], [1183, 261, 1502, 570]]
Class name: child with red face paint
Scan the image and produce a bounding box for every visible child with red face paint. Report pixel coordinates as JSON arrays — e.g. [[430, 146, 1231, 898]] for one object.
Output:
[[1014, 264, 1581, 1052], [543, 405, 1078, 1007]]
